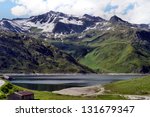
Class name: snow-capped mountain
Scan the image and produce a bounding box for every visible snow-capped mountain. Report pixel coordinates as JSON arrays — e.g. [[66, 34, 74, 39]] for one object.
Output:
[[0, 11, 149, 35], [109, 15, 150, 30], [0, 18, 27, 32], [0, 11, 105, 34], [137, 24, 150, 30]]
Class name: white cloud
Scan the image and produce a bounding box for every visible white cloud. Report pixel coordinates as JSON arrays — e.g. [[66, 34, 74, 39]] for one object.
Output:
[[124, 0, 150, 24], [11, 5, 27, 16], [0, 0, 6, 2], [11, 0, 150, 24]]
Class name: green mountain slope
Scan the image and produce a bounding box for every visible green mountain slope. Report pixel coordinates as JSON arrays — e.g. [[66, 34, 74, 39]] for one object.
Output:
[[50, 42, 93, 60], [104, 75, 150, 95], [79, 27, 150, 73], [0, 30, 92, 73]]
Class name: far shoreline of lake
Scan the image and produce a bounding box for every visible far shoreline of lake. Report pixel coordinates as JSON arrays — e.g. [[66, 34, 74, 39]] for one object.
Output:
[[1, 73, 149, 76], [4, 74, 148, 92]]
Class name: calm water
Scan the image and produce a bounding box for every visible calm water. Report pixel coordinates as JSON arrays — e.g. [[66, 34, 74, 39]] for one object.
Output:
[[9, 74, 143, 91]]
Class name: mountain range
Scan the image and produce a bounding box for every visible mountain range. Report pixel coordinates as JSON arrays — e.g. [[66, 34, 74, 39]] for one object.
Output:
[[0, 11, 105, 34], [0, 11, 150, 73]]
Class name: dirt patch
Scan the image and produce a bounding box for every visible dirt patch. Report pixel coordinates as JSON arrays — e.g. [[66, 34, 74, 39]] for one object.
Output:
[[53, 85, 105, 96], [124, 95, 150, 100]]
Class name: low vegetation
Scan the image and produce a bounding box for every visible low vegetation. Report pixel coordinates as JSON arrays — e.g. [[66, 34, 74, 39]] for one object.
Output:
[[79, 28, 150, 73], [104, 75, 150, 95], [0, 82, 13, 99]]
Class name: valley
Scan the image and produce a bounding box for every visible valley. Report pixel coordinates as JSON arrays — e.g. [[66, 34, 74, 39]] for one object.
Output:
[[0, 0, 150, 104], [0, 29, 92, 73], [0, 11, 150, 73]]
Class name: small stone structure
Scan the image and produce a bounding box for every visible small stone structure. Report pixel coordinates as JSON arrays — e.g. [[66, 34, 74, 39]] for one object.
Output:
[[8, 91, 34, 100]]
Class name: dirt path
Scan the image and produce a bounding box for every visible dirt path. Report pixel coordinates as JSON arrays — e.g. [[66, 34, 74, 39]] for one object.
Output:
[[53, 85, 105, 96], [123, 95, 150, 100]]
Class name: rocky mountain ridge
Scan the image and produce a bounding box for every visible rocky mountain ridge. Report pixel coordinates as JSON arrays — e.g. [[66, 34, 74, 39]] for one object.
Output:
[[0, 11, 149, 35]]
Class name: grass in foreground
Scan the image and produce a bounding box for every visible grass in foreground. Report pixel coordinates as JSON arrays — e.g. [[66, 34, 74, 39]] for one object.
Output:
[[13, 85, 125, 100], [104, 76, 150, 95], [2, 75, 150, 99], [0, 79, 125, 100]]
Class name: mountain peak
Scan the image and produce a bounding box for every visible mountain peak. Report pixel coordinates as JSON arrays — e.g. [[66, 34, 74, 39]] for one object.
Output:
[[29, 10, 68, 20], [109, 15, 124, 23], [83, 14, 104, 22], [46, 10, 68, 17], [109, 15, 131, 26]]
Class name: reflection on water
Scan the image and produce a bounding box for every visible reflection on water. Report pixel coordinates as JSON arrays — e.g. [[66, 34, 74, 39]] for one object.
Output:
[[13, 83, 87, 91], [10, 74, 143, 91]]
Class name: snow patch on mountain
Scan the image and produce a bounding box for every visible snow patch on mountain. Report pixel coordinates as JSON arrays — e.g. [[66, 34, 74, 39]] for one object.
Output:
[[3, 11, 146, 34], [59, 17, 83, 25], [0, 19, 27, 32]]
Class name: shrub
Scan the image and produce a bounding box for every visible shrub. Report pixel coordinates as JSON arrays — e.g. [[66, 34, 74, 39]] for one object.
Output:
[[1, 86, 9, 94], [0, 82, 13, 94], [5, 83, 13, 89], [0, 92, 6, 99]]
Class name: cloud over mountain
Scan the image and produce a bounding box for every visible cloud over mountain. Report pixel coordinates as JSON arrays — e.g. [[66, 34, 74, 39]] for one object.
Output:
[[10, 0, 150, 24]]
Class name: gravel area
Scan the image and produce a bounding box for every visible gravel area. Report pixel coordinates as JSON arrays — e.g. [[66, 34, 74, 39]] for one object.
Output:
[[124, 95, 150, 100], [53, 85, 105, 96]]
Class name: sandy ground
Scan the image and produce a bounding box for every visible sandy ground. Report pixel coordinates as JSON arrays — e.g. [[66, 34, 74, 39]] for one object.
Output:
[[0, 80, 5, 87], [53, 85, 150, 100], [53, 85, 105, 96]]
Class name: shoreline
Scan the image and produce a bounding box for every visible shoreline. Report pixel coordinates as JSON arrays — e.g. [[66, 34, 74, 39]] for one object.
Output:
[[1, 73, 149, 76], [1, 73, 148, 81]]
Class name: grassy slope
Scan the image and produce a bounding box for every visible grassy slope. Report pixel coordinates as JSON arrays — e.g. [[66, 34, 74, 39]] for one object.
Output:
[[80, 41, 129, 72], [79, 27, 150, 73], [104, 75, 150, 95]]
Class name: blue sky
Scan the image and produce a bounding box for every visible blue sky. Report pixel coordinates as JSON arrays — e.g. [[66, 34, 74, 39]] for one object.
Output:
[[123, 3, 135, 15], [0, 0, 150, 24], [104, 3, 118, 13], [0, 0, 15, 19]]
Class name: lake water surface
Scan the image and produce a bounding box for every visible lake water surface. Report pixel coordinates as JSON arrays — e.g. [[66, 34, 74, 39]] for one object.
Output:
[[9, 74, 144, 91]]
